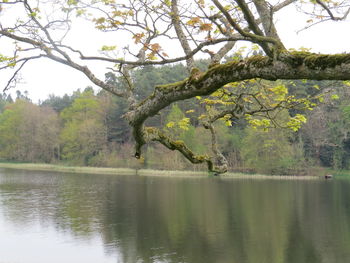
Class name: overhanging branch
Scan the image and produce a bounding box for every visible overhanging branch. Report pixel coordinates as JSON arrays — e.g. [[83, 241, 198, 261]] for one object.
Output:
[[127, 52, 350, 162], [144, 127, 227, 173]]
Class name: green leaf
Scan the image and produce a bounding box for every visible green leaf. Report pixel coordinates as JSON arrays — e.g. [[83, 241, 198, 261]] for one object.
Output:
[[67, 0, 78, 5], [166, 121, 175, 128], [287, 114, 307, 131], [178, 117, 190, 130], [101, 45, 117, 51], [225, 120, 232, 126], [331, 94, 339, 100], [7, 61, 16, 68]]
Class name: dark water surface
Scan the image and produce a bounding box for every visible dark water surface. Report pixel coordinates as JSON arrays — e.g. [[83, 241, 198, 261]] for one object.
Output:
[[1, 169, 350, 263]]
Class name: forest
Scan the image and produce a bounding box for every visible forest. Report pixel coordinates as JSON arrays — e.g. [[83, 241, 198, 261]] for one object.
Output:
[[0, 62, 349, 175]]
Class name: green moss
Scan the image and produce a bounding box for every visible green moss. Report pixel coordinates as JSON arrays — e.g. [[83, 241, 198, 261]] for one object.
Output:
[[288, 51, 313, 57], [246, 55, 272, 67], [304, 54, 350, 69], [194, 154, 210, 161], [282, 51, 313, 67], [280, 51, 350, 69], [208, 62, 220, 69], [136, 92, 156, 108], [145, 127, 158, 134], [155, 79, 187, 92], [193, 60, 242, 84], [173, 140, 185, 147], [190, 67, 201, 75], [136, 79, 188, 108]]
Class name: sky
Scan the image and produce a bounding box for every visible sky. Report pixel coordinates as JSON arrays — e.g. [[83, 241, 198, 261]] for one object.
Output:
[[1, 2, 350, 102]]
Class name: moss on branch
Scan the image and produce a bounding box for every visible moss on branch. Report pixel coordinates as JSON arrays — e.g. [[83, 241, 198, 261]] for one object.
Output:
[[304, 54, 350, 69], [142, 126, 226, 173], [155, 79, 187, 92], [135, 52, 350, 113], [280, 51, 350, 69], [246, 55, 273, 67]]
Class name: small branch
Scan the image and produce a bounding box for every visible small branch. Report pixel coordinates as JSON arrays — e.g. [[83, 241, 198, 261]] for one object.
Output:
[[0, 29, 126, 97], [253, 0, 285, 47], [2, 55, 45, 92], [144, 127, 227, 173], [3, 60, 27, 92], [171, 0, 195, 71], [211, 0, 280, 57], [203, 122, 228, 173], [235, 0, 265, 37], [315, 0, 350, 21], [23, 1, 72, 63], [80, 36, 251, 65]]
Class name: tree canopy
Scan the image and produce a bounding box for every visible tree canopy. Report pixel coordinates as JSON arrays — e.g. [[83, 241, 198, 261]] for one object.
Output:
[[0, 0, 350, 173]]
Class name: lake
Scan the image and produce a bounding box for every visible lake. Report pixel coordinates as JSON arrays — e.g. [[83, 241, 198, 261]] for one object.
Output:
[[0, 169, 350, 263]]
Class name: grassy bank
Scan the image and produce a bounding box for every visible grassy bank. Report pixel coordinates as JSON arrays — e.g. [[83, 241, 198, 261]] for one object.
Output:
[[0, 162, 136, 175], [327, 169, 350, 177], [0, 162, 326, 179], [0, 162, 210, 177]]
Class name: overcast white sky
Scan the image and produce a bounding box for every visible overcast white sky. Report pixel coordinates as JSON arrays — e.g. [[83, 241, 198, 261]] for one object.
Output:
[[2, 3, 350, 102]]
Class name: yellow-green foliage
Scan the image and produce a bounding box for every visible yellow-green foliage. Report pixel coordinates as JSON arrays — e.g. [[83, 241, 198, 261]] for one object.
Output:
[[164, 104, 191, 133], [241, 125, 304, 174], [287, 114, 307, 131], [60, 90, 107, 165]]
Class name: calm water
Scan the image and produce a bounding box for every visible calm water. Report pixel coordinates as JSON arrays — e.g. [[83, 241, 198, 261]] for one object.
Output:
[[1, 169, 350, 263]]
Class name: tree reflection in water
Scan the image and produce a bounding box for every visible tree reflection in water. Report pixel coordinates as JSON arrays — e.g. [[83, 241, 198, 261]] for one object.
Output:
[[1, 169, 350, 263]]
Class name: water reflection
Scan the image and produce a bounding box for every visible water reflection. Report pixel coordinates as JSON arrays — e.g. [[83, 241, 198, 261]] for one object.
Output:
[[1, 169, 350, 263]]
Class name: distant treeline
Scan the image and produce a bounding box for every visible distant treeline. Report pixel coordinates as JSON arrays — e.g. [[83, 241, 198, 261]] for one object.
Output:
[[0, 62, 350, 174]]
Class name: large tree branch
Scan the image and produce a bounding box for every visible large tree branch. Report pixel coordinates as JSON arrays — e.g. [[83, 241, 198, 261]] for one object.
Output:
[[126, 52, 350, 158]]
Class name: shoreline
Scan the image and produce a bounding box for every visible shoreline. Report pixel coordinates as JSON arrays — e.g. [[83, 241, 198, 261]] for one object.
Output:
[[0, 162, 328, 179], [0, 162, 209, 177]]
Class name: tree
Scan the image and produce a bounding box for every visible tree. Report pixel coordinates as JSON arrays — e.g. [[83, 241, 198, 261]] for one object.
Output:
[[300, 82, 350, 169], [0, 100, 59, 162], [0, 93, 7, 113], [40, 93, 76, 113], [60, 89, 107, 165], [242, 121, 304, 174], [0, 0, 350, 173]]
